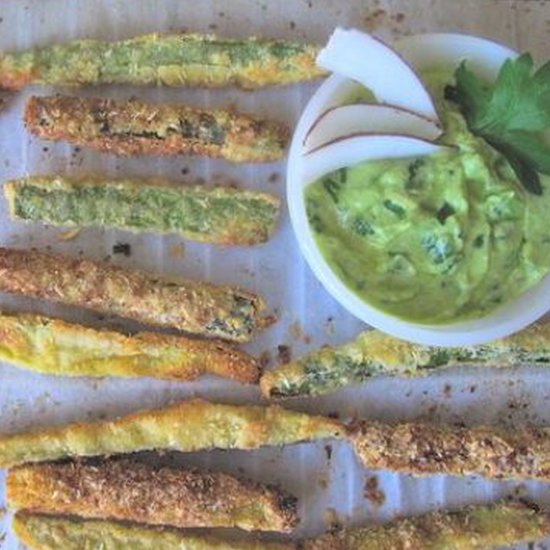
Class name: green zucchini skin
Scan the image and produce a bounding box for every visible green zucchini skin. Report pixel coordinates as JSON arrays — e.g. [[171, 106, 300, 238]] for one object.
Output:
[[5, 175, 280, 246], [13, 513, 294, 550], [0, 32, 325, 90], [304, 501, 550, 550], [0, 247, 266, 343], [261, 323, 550, 397], [24, 95, 289, 163]]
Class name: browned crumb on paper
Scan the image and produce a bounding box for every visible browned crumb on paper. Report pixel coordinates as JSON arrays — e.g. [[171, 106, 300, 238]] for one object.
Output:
[[363, 475, 386, 508], [363, 8, 387, 30], [323, 507, 342, 531], [268, 172, 281, 183], [112, 243, 131, 257], [168, 243, 185, 259], [288, 321, 311, 344], [317, 472, 329, 490], [277, 344, 292, 365], [57, 228, 81, 241]]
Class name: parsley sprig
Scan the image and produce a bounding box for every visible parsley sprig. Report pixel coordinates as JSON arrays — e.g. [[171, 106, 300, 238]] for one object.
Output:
[[445, 53, 550, 195]]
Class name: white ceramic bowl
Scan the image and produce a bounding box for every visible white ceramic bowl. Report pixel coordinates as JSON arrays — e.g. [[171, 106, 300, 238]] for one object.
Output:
[[287, 32, 550, 346]]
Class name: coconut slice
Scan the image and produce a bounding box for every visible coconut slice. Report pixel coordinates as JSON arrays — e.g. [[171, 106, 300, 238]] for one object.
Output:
[[317, 28, 439, 123], [303, 104, 442, 153], [302, 134, 447, 183]]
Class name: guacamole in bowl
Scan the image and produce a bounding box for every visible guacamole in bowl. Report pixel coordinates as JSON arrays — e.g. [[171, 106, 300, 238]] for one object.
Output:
[[305, 69, 550, 324], [287, 32, 550, 346]]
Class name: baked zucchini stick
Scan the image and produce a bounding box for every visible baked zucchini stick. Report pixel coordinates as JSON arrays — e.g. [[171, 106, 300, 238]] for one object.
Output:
[[13, 513, 293, 550], [303, 501, 550, 550], [0, 398, 343, 468], [5, 175, 280, 246], [0, 311, 259, 383], [349, 419, 550, 481], [8, 458, 298, 533], [24, 95, 288, 163], [261, 323, 550, 398], [0, 247, 266, 342], [0, 32, 325, 91]]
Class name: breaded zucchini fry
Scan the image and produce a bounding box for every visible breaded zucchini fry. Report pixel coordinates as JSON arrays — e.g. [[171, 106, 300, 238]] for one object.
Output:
[[303, 501, 550, 550], [0, 32, 325, 91], [349, 419, 550, 481], [24, 95, 288, 163], [13, 513, 293, 550], [8, 458, 298, 533], [261, 323, 550, 397], [0, 311, 259, 383], [0, 398, 343, 468], [0, 247, 266, 342], [5, 175, 280, 246]]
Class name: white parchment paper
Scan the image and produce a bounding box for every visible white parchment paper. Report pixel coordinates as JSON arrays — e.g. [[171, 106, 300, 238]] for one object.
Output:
[[0, 1, 550, 548]]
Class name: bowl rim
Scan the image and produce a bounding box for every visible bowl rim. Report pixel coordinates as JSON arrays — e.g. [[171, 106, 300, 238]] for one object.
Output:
[[286, 31, 550, 346]]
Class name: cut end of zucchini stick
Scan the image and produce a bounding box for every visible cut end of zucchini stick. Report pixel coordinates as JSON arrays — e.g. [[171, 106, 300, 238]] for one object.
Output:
[[0, 311, 260, 384], [5, 175, 281, 246], [24, 95, 289, 163]]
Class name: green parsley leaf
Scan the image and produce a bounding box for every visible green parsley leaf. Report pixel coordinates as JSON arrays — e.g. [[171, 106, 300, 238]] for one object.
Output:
[[485, 137, 543, 195], [447, 53, 550, 195]]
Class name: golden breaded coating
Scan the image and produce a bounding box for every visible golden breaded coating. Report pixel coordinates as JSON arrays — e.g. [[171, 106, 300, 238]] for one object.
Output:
[[0, 398, 343, 468], [260, 323, 550, 398], [0, 311, 259, 383], [13, 513, 294, 550], [303, 501, 550, 550], [5, 175, 281, 246], [0, 247, 266, 343], [349, 419, 550, 481], [24, 95, 288, 163], [0, 32, 325, 91], [8, 458, 298, 533]]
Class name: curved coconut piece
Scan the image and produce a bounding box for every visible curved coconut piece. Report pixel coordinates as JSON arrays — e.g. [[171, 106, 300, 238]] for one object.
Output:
[[395, 33, 517, 82], [302, 134, 447, 183], [317, 28, 440, 123], [303, 103, 442, 152]]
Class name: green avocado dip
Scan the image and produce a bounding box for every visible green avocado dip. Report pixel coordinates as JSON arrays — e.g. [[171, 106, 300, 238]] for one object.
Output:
[[305, 70, 550, 324]]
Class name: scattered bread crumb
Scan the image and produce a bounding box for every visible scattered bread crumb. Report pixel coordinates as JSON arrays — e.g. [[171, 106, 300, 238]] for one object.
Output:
[[364, 475, 386, 507], [323, 507, 341, 530], [58, 228, 81, 241], [168, 243, 185, 259], [277, 344, 292, 365]]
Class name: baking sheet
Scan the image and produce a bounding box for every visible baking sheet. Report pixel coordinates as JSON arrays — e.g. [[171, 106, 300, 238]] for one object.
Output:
[[1, 0, 550, 548]]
